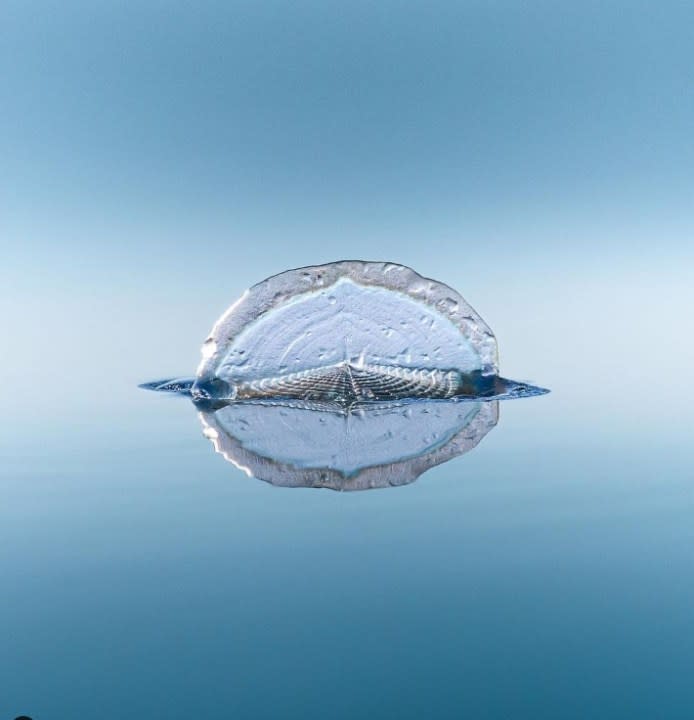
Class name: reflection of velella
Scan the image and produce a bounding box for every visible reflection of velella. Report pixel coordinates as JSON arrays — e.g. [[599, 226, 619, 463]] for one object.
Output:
[[193, 261, 512, 404], [199, 399, 499, 491]]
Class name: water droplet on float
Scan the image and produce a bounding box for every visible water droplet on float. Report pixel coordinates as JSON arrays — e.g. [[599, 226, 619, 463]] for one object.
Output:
[[437, 297, 459, 314]]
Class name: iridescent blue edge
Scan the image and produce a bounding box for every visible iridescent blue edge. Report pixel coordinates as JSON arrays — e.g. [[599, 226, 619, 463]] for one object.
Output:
[[139, 376, 549, 402]]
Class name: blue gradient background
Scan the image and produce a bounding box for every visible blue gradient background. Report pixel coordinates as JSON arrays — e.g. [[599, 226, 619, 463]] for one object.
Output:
[[1, 2, 693, 718]]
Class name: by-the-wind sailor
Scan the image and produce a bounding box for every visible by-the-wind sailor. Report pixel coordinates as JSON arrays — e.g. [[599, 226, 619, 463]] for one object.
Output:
[[187, 260, 545, 404], [140, 261, 548, 490]]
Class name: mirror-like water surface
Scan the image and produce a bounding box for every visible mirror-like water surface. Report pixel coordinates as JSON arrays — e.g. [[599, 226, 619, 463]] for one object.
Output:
[[3, 362, 693, 718]]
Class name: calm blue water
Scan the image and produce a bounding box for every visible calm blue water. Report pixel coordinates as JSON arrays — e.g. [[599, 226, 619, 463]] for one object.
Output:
[[2, 2, 693, 717], [3, 370, 693, 718]]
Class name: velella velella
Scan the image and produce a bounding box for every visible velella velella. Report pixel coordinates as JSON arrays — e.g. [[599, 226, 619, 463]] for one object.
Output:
[[141, 260, 548, 490]]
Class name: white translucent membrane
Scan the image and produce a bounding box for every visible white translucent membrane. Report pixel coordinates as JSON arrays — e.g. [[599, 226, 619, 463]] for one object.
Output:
[[199, 399, 498, 491], [194, 261, 498, 402]]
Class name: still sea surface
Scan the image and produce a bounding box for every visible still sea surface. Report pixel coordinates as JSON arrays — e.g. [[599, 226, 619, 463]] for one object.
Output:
[[3, 373, 693, 719]]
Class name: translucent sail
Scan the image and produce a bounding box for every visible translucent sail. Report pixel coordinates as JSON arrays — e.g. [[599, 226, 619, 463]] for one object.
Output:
[[193, 261, 500, 403]]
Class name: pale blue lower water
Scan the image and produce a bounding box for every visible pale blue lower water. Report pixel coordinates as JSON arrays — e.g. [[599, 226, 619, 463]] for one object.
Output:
[[2, 381, 693, 718]]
